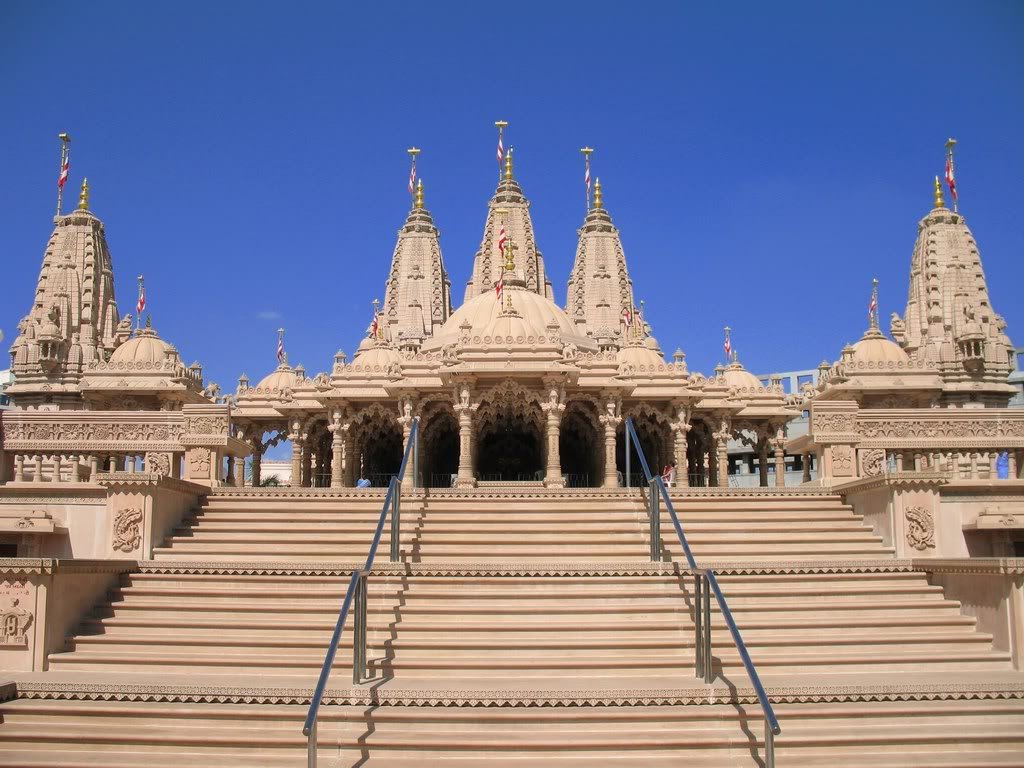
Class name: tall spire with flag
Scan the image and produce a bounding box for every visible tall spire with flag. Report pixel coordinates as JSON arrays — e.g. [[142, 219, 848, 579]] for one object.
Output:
[[495, 120, 508, 178], [580, 147, 593, 212], [136, 275, 146, 331], [407, 147, 420, 197], [868, 278, 879, 329], [945, 137, 958, 213], [56, 133, 71, 216], [276, 328, 285, 365]]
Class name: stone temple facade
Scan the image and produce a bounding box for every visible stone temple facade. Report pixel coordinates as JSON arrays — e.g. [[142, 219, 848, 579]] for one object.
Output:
[[1, 142, 1024, 765]]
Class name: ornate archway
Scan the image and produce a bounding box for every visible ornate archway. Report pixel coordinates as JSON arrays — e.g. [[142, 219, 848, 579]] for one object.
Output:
[[351, 404, 403, 486], [475, 382, 545, 482], [420, 400, 460, 487], [560, 398, 601, 487], [618, 404, 672, 484]]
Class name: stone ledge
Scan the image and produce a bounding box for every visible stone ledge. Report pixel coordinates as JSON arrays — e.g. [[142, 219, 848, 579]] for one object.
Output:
[[912, 557, 1024, 576], [0, 558, 139, 576]]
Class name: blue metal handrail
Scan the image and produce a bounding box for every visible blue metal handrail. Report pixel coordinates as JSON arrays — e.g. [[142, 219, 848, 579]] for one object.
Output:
[[624, 418, 780, 759], [302, 417, 419, 765]]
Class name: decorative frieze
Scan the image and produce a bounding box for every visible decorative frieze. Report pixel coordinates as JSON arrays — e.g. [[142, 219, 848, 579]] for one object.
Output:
[[112, 507, 143, 552]]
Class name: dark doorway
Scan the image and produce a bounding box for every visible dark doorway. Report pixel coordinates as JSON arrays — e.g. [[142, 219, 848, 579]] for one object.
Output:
[[477, 418, 544, 481], [422, 410, 460, 487], [560, 403, 600, 487]]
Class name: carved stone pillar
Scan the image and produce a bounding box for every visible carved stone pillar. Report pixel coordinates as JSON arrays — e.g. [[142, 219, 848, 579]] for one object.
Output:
[[802, 452, 812, 483], [398, 400, 416, 492], [33, 455, 43, 483], [671, 407, 691, 488], [251, 444, 262, 487], [343, 429, 356, 486], [708, 448, 718, 488], [225, 456, 236, 486], [329, 419, 346, 489], [598, 403, 618, 487], [773, 439, 786, 488], [542, 385, 565, 488], [758, 440, 769, 487], [713, 420, 730, 489], [301, 441, 312, 488], [14, 455, 25, 483], [1010, 450, 1020, 480], [289, 422, 303, 487], [455, 404, 475, 488]]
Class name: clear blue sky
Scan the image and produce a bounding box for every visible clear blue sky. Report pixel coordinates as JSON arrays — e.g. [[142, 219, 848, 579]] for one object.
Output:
[[2, 1, 1023, 391]]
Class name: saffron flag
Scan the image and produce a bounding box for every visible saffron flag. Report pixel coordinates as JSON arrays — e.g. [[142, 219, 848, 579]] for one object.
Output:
[[58, 157, 69, 190], [497, 223, 507, 256], [276, 335, 284, 364], [945, 154, 957, 203]]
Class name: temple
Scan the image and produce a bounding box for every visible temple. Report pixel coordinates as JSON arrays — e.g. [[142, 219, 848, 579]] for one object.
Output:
[[1, 135, 1024, 764]]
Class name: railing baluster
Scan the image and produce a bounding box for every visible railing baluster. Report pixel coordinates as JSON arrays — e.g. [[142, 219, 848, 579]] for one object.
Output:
[[648, 477, 660, 562], [765, 716, 775, 768], [702, 572, 713, 684], [306, 717, 316, 768], [694, 572, 703, 679], [390, 477, 401, 563], [352, 571, 367, 684]]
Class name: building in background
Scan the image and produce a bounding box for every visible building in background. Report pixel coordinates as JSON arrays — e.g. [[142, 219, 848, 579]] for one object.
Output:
[[0, 369, 14, 410], [1010, 346, 1024, 408]]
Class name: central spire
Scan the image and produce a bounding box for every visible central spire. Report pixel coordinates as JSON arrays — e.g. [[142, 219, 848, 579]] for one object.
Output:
[[464, 123, 554, 302]]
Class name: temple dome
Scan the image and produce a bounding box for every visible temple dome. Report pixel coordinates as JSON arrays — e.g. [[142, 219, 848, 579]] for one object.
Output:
[[109, 328, 176, 364], [618, 343, 664, 368], [424, 287, 576, 349], [722, 361, 762, 390], [353, 342, 402, 367], [256, 363, 298, 391], [851, 328, 910, 365]]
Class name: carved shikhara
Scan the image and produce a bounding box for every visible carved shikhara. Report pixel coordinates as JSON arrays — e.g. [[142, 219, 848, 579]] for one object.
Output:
[[112, 507, 143, 552], [0, 598, 32, 647], [905, 506, 935, 551]]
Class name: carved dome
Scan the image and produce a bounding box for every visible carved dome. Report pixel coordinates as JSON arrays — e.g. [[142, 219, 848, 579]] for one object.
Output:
[[851, 328, 910, 365], [109, 327, 177, 365], [618, 343, 664, 369], [423, 287, 577, 349], [722, 361, 763, 390], [353, 340, 403, 367], [256, 363, 298, 391]]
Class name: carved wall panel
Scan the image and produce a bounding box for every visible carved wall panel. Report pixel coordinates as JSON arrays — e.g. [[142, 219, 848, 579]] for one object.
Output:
[[112, 507, 143, 552]]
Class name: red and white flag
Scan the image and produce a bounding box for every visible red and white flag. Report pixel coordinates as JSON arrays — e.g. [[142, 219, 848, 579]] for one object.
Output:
[[494, 279, 503, 301], [58, 157, 69, 190], [724, 334, 732, 359], [136, 285, 146, 316], [622, 306, 632, 327], [497, 133, 504, 166], [370, 316, 379, 339], [868, 293, 877, 318], [585, 164, 591, 196], [408, 162, 416, 196], [497, 223, 507, 256], [276, 334, 284, 364], [945, 153, 957, 203]]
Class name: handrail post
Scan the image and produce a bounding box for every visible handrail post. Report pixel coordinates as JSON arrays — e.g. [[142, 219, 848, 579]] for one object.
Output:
[[694, 572, 703, 679], [306, 717, 317, 768], [625, 426, 631, 489], [702, 571, 713, 684], [413, 421, 420, 490], [648, 477, 661, 561], [390, 477, 401, 563], [765, 717, 775, 768], [352, 571, 367, 684]]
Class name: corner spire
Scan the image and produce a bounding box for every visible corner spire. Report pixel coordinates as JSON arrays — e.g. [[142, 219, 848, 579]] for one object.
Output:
[[504, 146, 514, 180], [414, 178, 425, 210], [593, 178, 603, 210], [934, 175, 945, 210], [78, 177, 90, 211]]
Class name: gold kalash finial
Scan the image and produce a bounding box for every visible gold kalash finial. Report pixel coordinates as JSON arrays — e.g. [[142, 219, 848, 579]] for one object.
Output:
[[593, 178, 603, 209], [78, 177, 90, 210], [414, 178, 425, 210], [504, 146, 514, 180], [934, 175, 945, 209]]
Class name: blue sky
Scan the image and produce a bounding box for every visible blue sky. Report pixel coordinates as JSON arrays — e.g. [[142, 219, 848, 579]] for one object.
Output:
[[2, 1, 1023, 391]]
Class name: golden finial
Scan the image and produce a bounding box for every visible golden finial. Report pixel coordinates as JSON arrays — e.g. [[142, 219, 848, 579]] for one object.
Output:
[[593, 178, 603, 209], [414, 178, 425, 209], [504, 146, 514, 180], [934, 175, 945, 209], [78, 177, 89, 210]]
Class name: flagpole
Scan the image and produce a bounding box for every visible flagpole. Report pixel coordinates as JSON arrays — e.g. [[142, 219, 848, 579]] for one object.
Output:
[[56, 133, 71, 217], [136, 275, 145, 330], [580, 147, 593, 213], [945, 137, 958, 213], [870, 278, 879, 329], [407, 147, 420, 200], [495, 121, 508, 181]]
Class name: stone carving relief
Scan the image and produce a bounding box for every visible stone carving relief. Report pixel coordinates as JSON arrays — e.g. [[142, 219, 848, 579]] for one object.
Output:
[[831, 445, 854, 477], [905, 506, 935, 551], [112, 507, 143, 552], [861, 448, 886, 477], [145, 452, 171, 477], [814, 413, 855, 434], [859, 417, 1024, 440], [187, 448, 211, 479], [186, 416, 227, 435], [0, 598, 32, 647]]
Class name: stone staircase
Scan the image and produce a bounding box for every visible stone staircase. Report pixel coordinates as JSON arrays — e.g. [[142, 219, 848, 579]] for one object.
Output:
[[2, 487, 1023, 766]]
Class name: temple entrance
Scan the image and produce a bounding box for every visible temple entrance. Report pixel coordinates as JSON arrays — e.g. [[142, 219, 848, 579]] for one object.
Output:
[[560, 400, 601, 487], [475, 383, 546, 483], [420, 406, 459, 487], [352, 407, 403, 486], [617, 409, 671, 486]]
